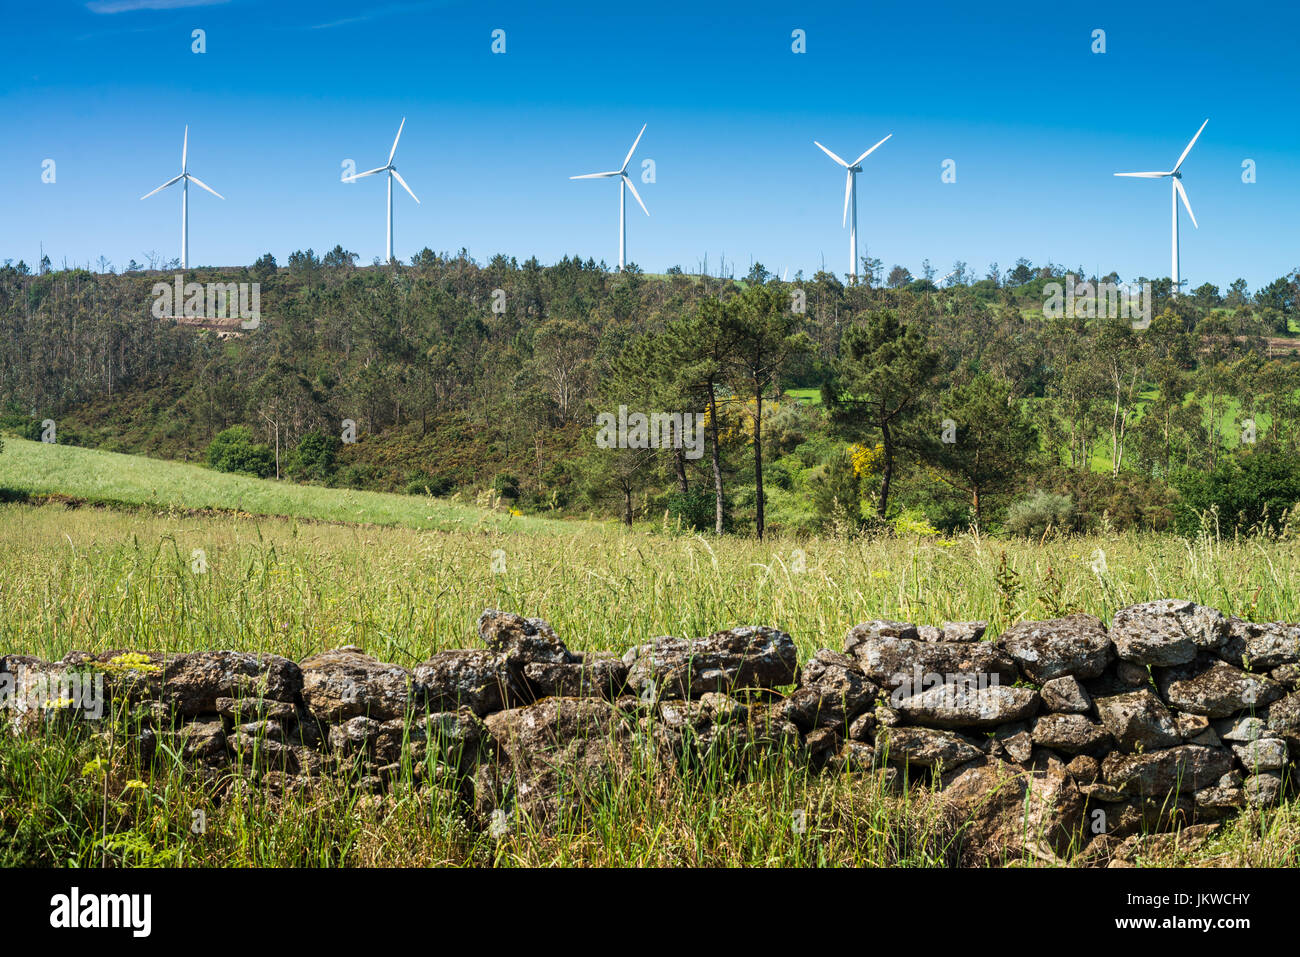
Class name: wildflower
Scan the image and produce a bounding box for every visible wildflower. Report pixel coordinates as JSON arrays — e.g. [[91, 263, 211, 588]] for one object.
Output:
[[98, 652, 161, 674]]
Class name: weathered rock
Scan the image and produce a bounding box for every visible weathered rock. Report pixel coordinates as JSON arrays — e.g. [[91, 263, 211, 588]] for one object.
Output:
[[1272, 663, 1300, 690], [875, 725, 982, 770], [848, 637, 1018, 692], [847, 710, 876, 742], [1218, 618, 1300, 671], [842, 619, 919, 654], [1094, 688, 1181, 752], [174, 716, 227, 765], [214, 695, 297, 724], [477, 609, 575, 664], [1102, 745, 1235, 798], [826, 740, 877, 773], [1174, 712, 1210, 740], [785, 650, 878, 732], [413, 649, 509, 716], [1115, 661, 1151, 687], [329, 716, 383, 756], [483, 697, 635, 819], [1194, 771, 1245, 813], [941, 621, 987, 643], [991, 725, 1034, 764], [374, 710, 485, 769], [1110, 599, 1229, 666], [164, 651, 301, 717], [1065, 754, 1101, 783], [522, 656, 628, 700], [300, 648, 415, 722], [237, 718, 286, 742], [1266, 691, 1300, 744], [1106, 822, 1220, 865], [228, 732, 312, 775], [1041, 675, 1092, 714], [623, 625, 798, 699], [658, 697, 714, 733], [1092, 795, 1195, 841], [893, 681, 1039, 730], [803, 727, 842, 768], [939, 758, 1084, 865], [1243, 771, 1284, 807], [915, 625, 944, 642], [1232, 738, 1289, 772], [1031, 713, 1113, 755], [1216, 714, 1268, 742], [1156, 655, 1284, 717], [999, 613, 1113, 682], [63, 650, 165, 705], [740, 701, 803, 751]]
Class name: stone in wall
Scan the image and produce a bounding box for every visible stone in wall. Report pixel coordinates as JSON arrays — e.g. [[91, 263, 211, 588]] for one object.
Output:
[[5, 600, 1300, 865]]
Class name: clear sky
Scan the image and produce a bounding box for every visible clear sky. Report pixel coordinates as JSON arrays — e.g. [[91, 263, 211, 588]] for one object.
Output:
[[2, 0, 1297, 289]]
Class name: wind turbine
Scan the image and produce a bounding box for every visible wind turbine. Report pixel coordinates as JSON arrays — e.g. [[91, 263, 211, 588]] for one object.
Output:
[[814, 134, 890, 284], [1114, 119, 1207, 298], [570, 124, 649, 271], [140, 126, 224, 270], [344, 118, 421, 263]]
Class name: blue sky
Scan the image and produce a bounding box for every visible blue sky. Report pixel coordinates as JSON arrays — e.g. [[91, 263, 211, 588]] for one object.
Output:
[[2, 0, 1297, 289]]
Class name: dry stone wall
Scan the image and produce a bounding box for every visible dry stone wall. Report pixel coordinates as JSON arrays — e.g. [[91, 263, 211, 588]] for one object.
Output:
[[3, 599, 1297, 863]]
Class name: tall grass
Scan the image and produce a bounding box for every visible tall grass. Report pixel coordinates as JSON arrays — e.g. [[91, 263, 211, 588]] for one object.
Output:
[[2, 502, 1298, 665], [2, 500, 1299, 867]]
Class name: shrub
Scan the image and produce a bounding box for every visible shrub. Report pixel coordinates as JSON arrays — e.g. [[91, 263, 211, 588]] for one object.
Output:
[[809, 449, 863, 530], [1006, 490, 1075, 537], [1173, 449, 1300, 534], [491, 472, 521, 499], [287, 430, 340, 482], [405, 471, 456, 497], [665, 485, 716, 531], [1035, 467, 1175, 532], [205, 426, 274, 478]]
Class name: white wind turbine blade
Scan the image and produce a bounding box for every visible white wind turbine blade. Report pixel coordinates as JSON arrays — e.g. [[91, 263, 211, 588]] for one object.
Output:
[[187, 174, 225, 200], [1114, 171, 1170, 178], [391, 168, 420, 204], [140, 174, 184, 200], [387, 117, 406, 165], [1173, 177, 1198, 229], [346, 166, 389, 181], [1171, 118, 1208, 174], [842, 169, 852, 227], [623, 173, 649, 216], [814, 141, 850, 167], [570, 170, 621, 179], [850, 133, 892, 166], [182, 125, 189, 172], [620, 123, 647, 173]]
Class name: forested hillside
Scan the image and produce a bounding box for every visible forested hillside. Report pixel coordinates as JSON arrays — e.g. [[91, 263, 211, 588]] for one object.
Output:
[[1, 250, 1298, 538]]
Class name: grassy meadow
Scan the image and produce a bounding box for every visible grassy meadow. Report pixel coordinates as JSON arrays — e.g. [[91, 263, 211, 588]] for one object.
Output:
[[2, 439, 1300, 867]]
